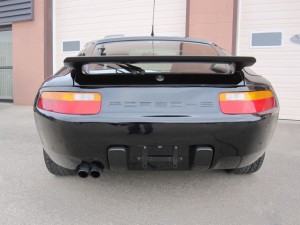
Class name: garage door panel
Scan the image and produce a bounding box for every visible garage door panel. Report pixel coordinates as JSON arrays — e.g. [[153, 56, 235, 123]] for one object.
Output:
[[241, 3, 300, 13], [239, 52, 300, 59], [56, 17, 186, 31], [58, 7, 186, 20], [272, 84, 300, 91], [58, 0, 185, 8], [241, 11, 300, 21], [276, 91, 300, 100], [238, 44, 300, 53], [252, 60, 299, 68], [239, 24, 300, 31], [56, 25, 186, 41], [277, 100, 300, 107], [261, 76, 300, 83], [279, 108, 300, 120], [251, 68, 300, 76], [239, 0, 300, 120], [243, 0, 300, 4]]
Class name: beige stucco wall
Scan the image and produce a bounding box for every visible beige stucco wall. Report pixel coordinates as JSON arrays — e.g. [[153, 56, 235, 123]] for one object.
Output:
[[12, 0, 46, 105], [187, 0, 236, 53]]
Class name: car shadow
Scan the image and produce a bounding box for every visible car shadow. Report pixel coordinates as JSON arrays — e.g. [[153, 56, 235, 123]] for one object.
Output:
[[58, 169, 258, 196]]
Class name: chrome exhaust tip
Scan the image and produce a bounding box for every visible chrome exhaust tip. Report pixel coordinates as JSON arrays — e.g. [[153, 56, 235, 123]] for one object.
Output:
[[77, 162, 90, 178], [90, 162, 102, 178]]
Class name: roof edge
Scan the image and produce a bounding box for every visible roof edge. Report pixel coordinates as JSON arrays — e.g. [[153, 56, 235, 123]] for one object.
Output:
[[93, 36, 213, 45]]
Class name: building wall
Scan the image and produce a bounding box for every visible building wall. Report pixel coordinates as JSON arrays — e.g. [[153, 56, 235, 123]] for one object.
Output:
[[238, 0, 300, 120], [8, 0, 300, 120], [187, 0, 236, 53], [12, 0, 52, 105], [54, 0, 187, 70]]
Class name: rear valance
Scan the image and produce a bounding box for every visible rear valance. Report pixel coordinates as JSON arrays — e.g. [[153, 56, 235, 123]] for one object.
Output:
[[64, 56, 256, 72]]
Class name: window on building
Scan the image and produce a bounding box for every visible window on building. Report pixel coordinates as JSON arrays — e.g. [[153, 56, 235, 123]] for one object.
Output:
[[63, 41, 80, 52], [251, 32, 282, 47]]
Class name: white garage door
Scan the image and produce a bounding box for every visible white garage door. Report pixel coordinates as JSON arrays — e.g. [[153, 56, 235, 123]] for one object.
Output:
[[237, 0, 300, 120], [54, 0, 186, 70]]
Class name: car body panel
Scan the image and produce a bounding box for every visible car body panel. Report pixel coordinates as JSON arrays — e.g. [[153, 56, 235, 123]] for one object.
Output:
[[35, 106, 278, 170]]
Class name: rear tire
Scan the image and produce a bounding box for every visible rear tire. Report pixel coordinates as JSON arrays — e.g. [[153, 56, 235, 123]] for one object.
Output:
[[43, 150, 77, 176], [230, 153, 265, 174]]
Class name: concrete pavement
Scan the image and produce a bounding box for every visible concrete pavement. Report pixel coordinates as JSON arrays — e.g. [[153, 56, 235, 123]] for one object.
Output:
[[0, 103, 299, 225]]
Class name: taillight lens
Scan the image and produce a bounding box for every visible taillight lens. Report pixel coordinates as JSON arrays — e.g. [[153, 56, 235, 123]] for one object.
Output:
[[37, 92, 101, 115], [219, 90, 275, 114]]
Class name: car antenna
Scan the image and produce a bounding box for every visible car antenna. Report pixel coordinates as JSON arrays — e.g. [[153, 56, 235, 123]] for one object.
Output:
[[151, 0, 156, 36]]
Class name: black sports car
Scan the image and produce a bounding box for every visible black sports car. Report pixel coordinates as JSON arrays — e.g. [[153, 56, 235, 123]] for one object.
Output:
[[34, 36, 279, 178]]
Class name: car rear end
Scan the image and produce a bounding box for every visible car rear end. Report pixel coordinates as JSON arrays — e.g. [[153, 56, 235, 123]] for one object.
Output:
[[34, 38, 279, 176]]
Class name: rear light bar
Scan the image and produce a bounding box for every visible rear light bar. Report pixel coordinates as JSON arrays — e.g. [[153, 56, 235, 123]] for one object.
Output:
[[37, 92, 101, 115], [219, 90, 275, 114]]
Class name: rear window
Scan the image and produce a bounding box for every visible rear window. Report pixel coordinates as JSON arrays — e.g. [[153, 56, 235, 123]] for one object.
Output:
[[83, 40, 233, 74], [92, 40, 218, 56]]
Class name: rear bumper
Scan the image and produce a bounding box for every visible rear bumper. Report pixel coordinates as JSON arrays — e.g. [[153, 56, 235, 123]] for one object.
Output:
[[34, 109, 279, 171]]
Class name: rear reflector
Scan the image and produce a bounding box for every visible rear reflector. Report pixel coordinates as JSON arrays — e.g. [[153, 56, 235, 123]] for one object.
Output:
[[219, 90, 275, 114], [37, 92, 101, 115]]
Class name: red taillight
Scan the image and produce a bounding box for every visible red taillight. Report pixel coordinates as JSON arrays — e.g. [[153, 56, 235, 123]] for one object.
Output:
[[219, 90, 275, 114], [37, 92, 101, 115]]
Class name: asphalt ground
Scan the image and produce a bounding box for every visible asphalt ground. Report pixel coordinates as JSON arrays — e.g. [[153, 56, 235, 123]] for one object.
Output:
[[0, 103, 299, 225]]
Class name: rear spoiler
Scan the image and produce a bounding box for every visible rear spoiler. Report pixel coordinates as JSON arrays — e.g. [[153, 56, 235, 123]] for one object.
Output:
[[64, 56, 256, 72]]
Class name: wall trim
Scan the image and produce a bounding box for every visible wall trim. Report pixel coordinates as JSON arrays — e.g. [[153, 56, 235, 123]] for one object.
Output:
[[232, 0, 238, 55], [235, 0, 241, 55], [185, 0, 190, 37], [44, 0, 53, 79]]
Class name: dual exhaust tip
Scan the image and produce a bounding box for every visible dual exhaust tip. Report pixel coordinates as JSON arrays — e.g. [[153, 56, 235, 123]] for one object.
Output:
[[77, 162, 103, 178]]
